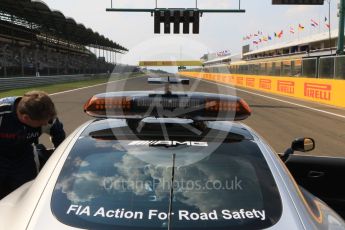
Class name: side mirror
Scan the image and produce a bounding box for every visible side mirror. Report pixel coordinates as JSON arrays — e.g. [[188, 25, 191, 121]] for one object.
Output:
[[282, 137, 315, 162], [291, 137, 315, 152]]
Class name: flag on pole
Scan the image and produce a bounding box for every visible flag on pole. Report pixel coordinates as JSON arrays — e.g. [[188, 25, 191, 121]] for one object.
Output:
[[325, 17, 330, 28], [311, 19, 319, 26], [298, 24, 305, 31], [290, 27, 294, 33], [277, 30, 283, 38]]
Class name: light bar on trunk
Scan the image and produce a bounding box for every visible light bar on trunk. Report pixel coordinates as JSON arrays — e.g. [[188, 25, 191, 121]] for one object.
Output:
[[84, 91, 251, 121]]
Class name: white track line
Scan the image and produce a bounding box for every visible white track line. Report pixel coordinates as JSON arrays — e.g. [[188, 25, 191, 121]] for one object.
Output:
[[49, 76, 143, 96], [201, 79, 345, 120]]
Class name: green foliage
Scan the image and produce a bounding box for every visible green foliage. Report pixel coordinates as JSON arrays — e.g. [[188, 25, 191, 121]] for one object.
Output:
[[0, 78, 108, 98]]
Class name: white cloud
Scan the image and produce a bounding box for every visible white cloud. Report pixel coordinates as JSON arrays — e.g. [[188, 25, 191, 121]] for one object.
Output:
[[55, 149, 262, 213]]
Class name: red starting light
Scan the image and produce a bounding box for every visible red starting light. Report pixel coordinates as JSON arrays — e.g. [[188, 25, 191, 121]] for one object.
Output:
[[84, 92, 251, 121]]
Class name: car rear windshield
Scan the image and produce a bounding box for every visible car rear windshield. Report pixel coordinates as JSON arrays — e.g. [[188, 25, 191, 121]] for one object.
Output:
[[51, 136, 282, 230]]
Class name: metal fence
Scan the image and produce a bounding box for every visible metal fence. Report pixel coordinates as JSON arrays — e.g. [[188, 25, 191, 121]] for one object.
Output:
[[189, 55, 345, 80], [302, 58, 318, 78], [312, 56, 345, 79]]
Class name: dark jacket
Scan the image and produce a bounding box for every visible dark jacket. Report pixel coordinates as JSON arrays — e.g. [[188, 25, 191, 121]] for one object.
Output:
[[0, 96, 65, 160]]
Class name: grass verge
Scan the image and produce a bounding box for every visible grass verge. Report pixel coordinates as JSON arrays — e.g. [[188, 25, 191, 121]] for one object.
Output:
[[0, 73, 147, 98], [0, 77, 109, 98]]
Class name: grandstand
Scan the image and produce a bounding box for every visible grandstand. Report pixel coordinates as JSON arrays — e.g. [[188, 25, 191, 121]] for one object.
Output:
[[0, 0, 128, 77], [188, 29, 345, 79]]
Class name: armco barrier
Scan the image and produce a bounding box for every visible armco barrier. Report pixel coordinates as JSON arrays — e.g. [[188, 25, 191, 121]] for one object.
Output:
[[0, 74, 110, 92], [180, 72, 345, 108]]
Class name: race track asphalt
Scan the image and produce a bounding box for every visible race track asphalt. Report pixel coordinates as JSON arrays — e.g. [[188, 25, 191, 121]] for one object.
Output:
[[46, 74, 345, 157]]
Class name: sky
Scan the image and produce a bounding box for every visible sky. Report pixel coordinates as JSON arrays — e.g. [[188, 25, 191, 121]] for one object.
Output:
[[41, 0, 338, 66]]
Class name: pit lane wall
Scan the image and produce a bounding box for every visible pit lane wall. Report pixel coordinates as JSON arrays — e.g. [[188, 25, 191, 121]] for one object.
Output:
[[179, 72, 345, 108]]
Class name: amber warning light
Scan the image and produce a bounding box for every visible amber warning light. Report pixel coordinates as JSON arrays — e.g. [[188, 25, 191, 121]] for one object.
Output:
[[84, 92, 252, 121]]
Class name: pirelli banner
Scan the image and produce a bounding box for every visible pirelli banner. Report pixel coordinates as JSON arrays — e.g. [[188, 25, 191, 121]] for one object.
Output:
[[179, 72, 345, 108]]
